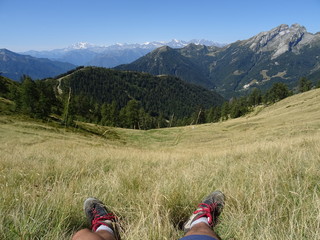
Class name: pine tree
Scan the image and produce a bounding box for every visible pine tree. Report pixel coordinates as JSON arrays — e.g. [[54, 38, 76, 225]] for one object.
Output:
[[8, 83, 22, 111], [100, 103, 108, 126], [298, 77, 312, 93], [230, 97, 249, 118], [212, 106, 221, 122], [221, 102, 230, 120], [125, 100, 140, 129], [195, 108, 206, 124], [206, 107, 215, 123], [248, 88, 262, 106], [35, 80, 56, 119], [20, 76, 39, 116], [109, 101, 119, 126], [265, 82, 290, 103]]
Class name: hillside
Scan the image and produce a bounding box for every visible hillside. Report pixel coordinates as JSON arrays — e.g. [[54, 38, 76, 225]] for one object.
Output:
[[116, 45, 216, 87], [0, 88, 319, 239], [0, 49, 76, 81], [116, 24, 320, 98], [55, 67, 225, 119], [118, 87, 320, 149]]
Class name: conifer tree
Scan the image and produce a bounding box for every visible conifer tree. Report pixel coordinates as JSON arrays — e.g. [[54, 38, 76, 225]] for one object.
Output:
[[125, 100, 140, 129], [298, 77, 312, 92], [264, 82, 290, 103], [221, 102, 230, 120], [230, 97, 249, 118], [35, 80, 56, 118], [8, 83, 22, 111], [20, 76, 39, 116], [212, 106, 221, 122], [248, 88, 262, 106]]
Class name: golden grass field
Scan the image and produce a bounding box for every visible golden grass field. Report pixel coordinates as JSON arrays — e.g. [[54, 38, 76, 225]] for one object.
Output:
[[0, 89, 320, 239]]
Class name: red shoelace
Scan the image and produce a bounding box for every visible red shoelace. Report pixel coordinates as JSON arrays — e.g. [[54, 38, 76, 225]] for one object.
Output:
[[91, 211, 117, 232], [193, 202, 218, 226]]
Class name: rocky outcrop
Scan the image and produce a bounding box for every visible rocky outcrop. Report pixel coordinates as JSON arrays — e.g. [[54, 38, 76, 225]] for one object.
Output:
[[245, 24, 317, 59]]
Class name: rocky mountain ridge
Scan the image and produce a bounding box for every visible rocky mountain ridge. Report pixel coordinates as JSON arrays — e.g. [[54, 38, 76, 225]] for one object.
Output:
[[244, 24, 320, 59], [117, 24, 320, 98]]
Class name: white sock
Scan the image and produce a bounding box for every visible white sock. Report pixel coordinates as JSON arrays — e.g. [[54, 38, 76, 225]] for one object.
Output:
[[96, 224, 114, 235], [190, 217, 209, 229]]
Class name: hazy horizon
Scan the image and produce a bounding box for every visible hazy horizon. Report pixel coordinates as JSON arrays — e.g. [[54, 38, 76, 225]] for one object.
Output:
[[1, 0, 319, 52]]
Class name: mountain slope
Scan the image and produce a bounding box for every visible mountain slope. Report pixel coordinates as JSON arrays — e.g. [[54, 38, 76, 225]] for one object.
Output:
[[116, 45, 216, 87], [0, 49, 76, 81], [56, 67, 225, 118], [87, 48, 151, 68], [116, 24, 320, 98], [210, 24, 320, 96]]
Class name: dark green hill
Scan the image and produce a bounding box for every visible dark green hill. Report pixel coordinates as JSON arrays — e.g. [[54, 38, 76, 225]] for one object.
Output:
[[58, 67, 224, 119]]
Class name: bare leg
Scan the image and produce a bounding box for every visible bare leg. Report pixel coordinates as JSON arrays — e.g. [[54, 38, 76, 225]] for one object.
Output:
[[72, 198, 121, 240], [72, 228, 116, 240], [184, 222, 221, 240], [182, 191, 225, 240]]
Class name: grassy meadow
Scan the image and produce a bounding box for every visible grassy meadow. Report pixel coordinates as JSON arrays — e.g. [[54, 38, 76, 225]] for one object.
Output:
[[0, 89, 320, 239]]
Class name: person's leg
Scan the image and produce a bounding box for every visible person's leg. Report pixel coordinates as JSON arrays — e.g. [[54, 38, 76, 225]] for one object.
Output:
[[184, 222, 220, 239], [72, 197, 121, 240], [72, 228, 115, 240], [180, 190, 225, 240]]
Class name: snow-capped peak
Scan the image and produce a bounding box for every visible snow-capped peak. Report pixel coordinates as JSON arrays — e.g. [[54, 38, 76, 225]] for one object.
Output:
[[68, 42, 92, 50]]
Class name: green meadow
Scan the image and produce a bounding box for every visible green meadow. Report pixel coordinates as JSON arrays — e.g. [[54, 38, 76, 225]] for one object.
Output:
[[0, 89, 319, 239]]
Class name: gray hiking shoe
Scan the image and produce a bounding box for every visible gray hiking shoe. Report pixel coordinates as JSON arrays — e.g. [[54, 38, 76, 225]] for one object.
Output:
[[84, 197, 121, 240], [183, 190, 225, 232]]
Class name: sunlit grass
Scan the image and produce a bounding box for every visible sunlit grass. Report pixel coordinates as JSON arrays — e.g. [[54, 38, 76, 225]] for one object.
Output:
[[0, 89, 319, 239]]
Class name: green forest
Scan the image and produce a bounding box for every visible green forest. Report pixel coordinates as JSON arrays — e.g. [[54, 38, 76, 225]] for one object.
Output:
[[0, 67, 318, 130]]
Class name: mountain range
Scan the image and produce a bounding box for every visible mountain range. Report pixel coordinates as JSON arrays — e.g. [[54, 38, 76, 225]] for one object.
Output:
[[0, 49, 76, 81], [22, 39, 225, 67], [1, 24, 319, 99], [116, 24, 320, 98]]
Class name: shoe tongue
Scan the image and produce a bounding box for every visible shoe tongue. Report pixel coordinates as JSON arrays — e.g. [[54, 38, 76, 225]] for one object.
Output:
[[200, 201, 212, 207], [95, 205, 107, 216]]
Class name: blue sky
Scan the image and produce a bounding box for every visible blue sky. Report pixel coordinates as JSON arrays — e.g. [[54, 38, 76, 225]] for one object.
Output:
[[1, 0, 319, 51]]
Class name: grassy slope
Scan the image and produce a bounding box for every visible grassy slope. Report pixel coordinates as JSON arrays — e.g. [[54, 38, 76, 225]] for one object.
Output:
[[0, 89, 319, 239]]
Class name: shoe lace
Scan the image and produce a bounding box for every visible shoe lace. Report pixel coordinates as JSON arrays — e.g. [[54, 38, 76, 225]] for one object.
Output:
[[193, 202, 218, 226], [91, 209, 117, 232]]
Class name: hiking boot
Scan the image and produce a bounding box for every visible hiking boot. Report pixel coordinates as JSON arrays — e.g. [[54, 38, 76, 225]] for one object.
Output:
[[183, 190, 225, 232], [84, 197, 121, 240]]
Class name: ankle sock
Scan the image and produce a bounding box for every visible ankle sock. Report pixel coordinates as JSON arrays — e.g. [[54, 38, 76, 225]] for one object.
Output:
[[95, 224, 114, 235], [190, 217, 209, 229]]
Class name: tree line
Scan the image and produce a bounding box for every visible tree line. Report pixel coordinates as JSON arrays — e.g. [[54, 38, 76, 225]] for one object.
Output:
[[199, 77, 317, 124], [1, 74, 319, 130]]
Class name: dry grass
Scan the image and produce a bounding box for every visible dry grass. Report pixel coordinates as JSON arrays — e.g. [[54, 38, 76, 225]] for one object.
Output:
[[0, 89, 320, 239]]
